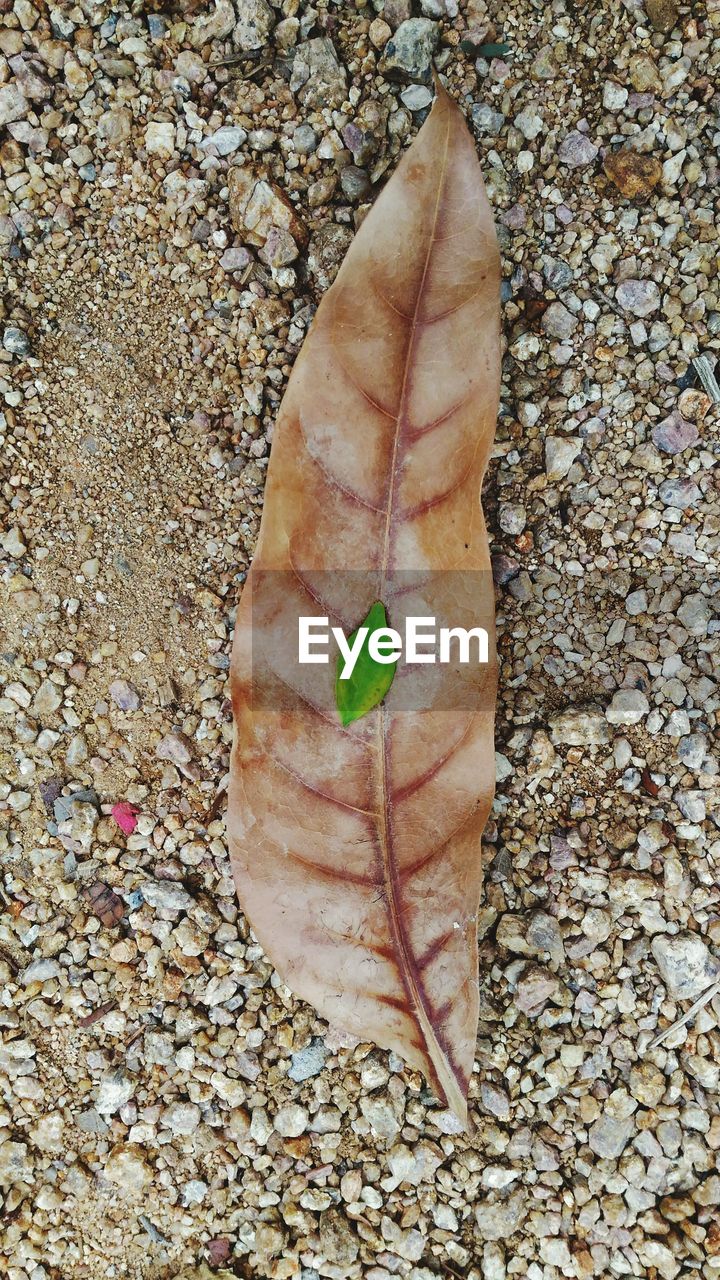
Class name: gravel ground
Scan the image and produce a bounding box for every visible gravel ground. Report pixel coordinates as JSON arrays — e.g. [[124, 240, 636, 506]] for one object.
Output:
[[1, 1, 719, 1277]]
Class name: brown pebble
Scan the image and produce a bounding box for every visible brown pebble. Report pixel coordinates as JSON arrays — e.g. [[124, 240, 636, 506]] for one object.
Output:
[[603, 148, 662, 200]]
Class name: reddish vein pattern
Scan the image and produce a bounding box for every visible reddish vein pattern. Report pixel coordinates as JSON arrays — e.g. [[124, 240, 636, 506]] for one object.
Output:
[[228, 84, 501, 1121]]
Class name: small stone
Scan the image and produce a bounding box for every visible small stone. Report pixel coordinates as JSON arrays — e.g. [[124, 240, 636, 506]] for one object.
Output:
[[20, 957, 60, 985], [205, 125, 247, 156], [651, 411, 699, 455], [292, 124, 317, 155], [0, 1141, 33, 1186], [514, 106, 543, 140], [339, 165, 371, 202], [514, 965, 561, 1016], [3, 326, 30, 356], [602, 81, 628, 110], [289, 1039, 327, 1082], [606, 689, 650, 726], [645, 0, 679, 33], [360, 1096, 401, 1140], [629, 1062, 666, 1107], [2, 525, 27, 556], [557, 130, 598, 168], [190, 0, 235, 47], [308, 224, 354, 290], [652, 932, 718, 1000], [66, 732, 88, 765], [658, 477, 701, 508], [475, 1190, 528, 1241], [480, 1082, 510, 1121], [662, 149, 686, 187], [155, 731, 194, 767], [380, 18, 439, 83], [542, 301, 578, 339], [588, 1092, 637, 1159], [96, 1070, 135, 1116], [319, 1211, 358, 1266], [291, 37, 347, 109], [678, 388, 711, 422], [0, 84, 29, 127], [98, 107, 132, 144], [678, 593, 711, 636], [234, 0, 274, 50], [104, 1144, 152, 1192], [629, 52, 661, 92], [604, 148, 662, 200], [471, 103, 505, 138], [219, 246, 252, 273], [616, 279, 661, 317], [549, 707, 609, 746], [109, 679, 140, 711], [141, 880, 194, 913], [498, 503, 526, 535], [369, 18, 392, 49], [675, 789, 706, 822], [545, 436, 582, 481], [274, 1103, 308, 1137], [384, 0, 413, 26], [400, 84, 433, 112], [228, 169, 307, 251], [144, 121, 175, 155], [31, 679, 62, 718], [163, 1101, 201, 1135], [259, 227, 299, 269]]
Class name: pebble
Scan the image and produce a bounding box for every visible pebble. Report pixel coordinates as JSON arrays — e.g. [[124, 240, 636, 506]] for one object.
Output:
[[616, 279, 661, 317], [234, 0, 274, 50], [604, 148, 662, 200], [606, 689, 650, 725], [658, 477, 701, 508], [274, 1103, 308, 1137], [291, 37, 347, 109], [109, 679, 140, 711], [542, 301, 578, 339], [557, 131, 598, 168], [380, 18, 439, 82], [549, 707, 609, 746], [140, 880, 194, 913], [104, 1145, 152, 1192], [514, 106, 543, 140], [475, 1191, 527, 1241], [651, 933, 718, 1000], [96, 1071, 135, 1116], [544, 436, 582, 480], [228, 170, 307, 252], [471, 103, 505, 137], [3, 326, 30, 356], [0, 83, 28, 127], [144, 122, 175, 155], [514, 965, 562, 1016], [205, 126, 247, 156], [588, 1092, 637, 1159], [288, 1039, 327, 1082], [651, 411, 699, 455], [31, 679, 62, 718], [646, 0, 679, 32], [2, 526, 27, 556], [163, 1101, 201, 1135], [400, 84, 433, 112]]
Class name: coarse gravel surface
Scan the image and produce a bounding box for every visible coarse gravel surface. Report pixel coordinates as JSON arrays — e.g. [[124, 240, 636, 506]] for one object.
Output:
[[1, 1, 719, 1278]]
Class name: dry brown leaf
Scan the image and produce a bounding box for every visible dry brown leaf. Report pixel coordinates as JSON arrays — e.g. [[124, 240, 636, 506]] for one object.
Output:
[[228, 83, 501, 1122]]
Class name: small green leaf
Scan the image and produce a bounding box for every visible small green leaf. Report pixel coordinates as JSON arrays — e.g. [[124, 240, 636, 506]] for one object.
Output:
[[335, 601, 398, 727], [460, 39, 511, 58]]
